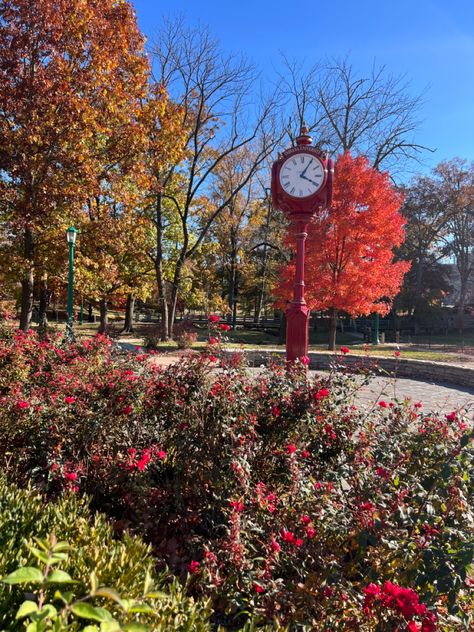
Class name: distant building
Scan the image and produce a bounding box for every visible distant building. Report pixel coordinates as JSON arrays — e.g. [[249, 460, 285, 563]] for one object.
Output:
[[440, 262, 474, 306]]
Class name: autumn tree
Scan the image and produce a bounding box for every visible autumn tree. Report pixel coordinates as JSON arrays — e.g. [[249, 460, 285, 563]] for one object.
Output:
[[0, 0, 149, 330], [148, 18, 282, 339], [275, 153, 410, 350]]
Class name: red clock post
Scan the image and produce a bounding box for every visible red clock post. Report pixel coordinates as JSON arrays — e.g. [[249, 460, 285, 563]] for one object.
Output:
[[271, 127, 334, 364]]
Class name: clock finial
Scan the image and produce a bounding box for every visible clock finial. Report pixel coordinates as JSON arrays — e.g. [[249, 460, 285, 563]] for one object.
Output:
[[296, 123, 312, 147]]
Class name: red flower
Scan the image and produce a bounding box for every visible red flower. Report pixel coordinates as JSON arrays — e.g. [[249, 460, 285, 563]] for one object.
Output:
[[65, 396, 76, 404], [219, 323, 231, 331], [280, 528, 294, 543], [122, 405, 133, 415], [271, 406, 280, 416], [209, 355, 218, 363], [209, 337, 218, 345], [394, 350, 401, 357], [300, 514, 311, 524], [407, 622, 421, 632], [270, 537, 281, 552], [446, 411, 457, 422], [364, 583, 381, 599], [340, 346, 350, 354], [208, 315, 219, 323], [314, 387, 329, 400], [230, 500, 244, 512], [300, 355, 310, 365], [306, 526, 316, 538], [295, 538, 303, 547], [64, 472, 77, 481], [156, 449, 166, 460], [301, 449, 310, 458], [378, 400, 388, 408], [254, 583, 264, 593], [285, 444, 296, 454], [17, 400, 30, 409], [187, 560, 199, 574]]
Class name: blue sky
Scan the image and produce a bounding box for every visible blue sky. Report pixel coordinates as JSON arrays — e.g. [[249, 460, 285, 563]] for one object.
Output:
[[133, 0, 474, 174]]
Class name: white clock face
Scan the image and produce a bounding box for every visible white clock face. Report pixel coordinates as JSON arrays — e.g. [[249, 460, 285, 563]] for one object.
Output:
[[279, 153, 325, 198]]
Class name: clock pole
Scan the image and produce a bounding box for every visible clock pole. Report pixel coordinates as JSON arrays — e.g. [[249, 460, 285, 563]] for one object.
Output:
[[271, 125, 334, 367]]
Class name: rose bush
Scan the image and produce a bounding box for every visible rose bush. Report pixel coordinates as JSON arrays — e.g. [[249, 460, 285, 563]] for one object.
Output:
[[0, 328, 472, 630]]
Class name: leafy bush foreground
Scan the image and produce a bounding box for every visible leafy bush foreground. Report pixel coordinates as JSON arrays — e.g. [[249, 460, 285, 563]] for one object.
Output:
[[0, 329, 473, 630]]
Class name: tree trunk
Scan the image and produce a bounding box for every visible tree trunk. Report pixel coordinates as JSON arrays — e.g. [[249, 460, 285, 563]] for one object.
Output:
[[98, 298, 108, 333], [168, 257, 185, 338], [122, 293, 135, 333], [19, 227, 35, 332], [88, 302, 95, 323], [154, 191, 169, 341], [328, 308, 338, 351]]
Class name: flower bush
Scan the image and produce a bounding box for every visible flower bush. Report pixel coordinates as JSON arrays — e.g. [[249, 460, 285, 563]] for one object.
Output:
[[0, 328, 472, 629]]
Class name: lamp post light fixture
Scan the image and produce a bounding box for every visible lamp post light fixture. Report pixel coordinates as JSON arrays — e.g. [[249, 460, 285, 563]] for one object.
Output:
[[65, 226, 78, 343]]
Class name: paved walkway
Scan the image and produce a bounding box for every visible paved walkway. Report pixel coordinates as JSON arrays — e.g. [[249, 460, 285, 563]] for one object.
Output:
[[340, 373, 474, 415]]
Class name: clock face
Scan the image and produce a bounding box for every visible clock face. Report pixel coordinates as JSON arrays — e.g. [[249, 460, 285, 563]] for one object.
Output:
[[279, 153, 325, 198]]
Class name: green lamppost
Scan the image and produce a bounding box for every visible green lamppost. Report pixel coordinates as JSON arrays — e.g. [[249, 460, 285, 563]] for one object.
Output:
[[64, 226, 78, 342], [373, 312, 380, 345]]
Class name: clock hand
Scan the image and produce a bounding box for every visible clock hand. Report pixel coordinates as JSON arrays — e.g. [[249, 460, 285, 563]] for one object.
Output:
[[300, 174, 321, 187], [299, 161, 312, 179]]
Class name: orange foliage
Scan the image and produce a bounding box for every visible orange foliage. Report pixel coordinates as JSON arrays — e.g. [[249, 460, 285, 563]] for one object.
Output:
[[276, 153, 410, 316]]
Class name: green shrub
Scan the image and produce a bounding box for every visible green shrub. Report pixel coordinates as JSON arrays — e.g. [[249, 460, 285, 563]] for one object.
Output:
[[0, 478, 212, 631]]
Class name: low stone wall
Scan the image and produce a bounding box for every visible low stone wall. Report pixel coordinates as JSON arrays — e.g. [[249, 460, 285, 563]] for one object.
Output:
[[224, 349, 474, 389]]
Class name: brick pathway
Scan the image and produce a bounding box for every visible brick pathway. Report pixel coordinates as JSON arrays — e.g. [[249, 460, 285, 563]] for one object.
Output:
[[340, 373, 474, 415]]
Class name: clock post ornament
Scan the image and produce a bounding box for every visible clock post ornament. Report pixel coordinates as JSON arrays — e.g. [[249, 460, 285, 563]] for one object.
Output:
[[271, 126, 334, 364]]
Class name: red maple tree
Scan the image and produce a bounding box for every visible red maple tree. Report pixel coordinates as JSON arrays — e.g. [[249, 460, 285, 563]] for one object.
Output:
[[275, 152, 410, 349]]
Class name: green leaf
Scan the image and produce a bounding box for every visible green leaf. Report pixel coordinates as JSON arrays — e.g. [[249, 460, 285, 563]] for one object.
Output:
[[82, 627, 100, 632], [94, 587, 124, 606], [127, 603, 155, 614], [90, 571, 99, 594], [16, 601, 39, 620], [29, 547, 49, 564], [2, 567, 44, 584], [54, 590, 73, 604], [99, 623, 121, 632], [45, 570, 75, 584], [123, 624, 149, 632], [71, 603, 113, 622]]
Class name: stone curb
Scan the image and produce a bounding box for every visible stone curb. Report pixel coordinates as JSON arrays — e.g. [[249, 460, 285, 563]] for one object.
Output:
[[222, 349, 474, 389]]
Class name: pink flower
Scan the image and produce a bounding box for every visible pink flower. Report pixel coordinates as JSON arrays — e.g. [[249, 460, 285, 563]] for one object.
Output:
[[208, 315, 219, 323], [208, 355, 218, 363], [340, 346, 350, 354], [187, 560, 200, 574], [65, 396, 76, 404], [407, 622, 420, 632], [300, 514, 311, 524], [394, 350, 401, 357], [295, 538, 303, 547], [271, 406, 280, 416], [285, 444, 296, 454], [209, 337, 218, 345], [378, 400, 388, 408], [270, 537, 281, 552], [230, 500, 244, 512], [306, 526, 316, 539], [64, 472, 77, 481], [128, 447, 137, 458], [254, 583, 264, 593], [219, 323, 231, 331], [17, 400, 30, 409], [300, 355, 310, 365], [156, 450, 166, 460]]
